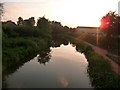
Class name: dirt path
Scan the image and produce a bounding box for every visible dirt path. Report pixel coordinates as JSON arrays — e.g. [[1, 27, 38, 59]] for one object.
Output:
[[83, 41, 120, 75]]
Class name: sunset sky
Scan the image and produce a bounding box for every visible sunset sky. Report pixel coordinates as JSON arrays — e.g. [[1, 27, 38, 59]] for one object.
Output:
[[1, 0, 119, 28]]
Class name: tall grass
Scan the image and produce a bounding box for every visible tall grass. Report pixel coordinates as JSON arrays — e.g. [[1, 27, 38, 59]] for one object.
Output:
[[75, 40, 120, 88], [2, 37, 50, 74]]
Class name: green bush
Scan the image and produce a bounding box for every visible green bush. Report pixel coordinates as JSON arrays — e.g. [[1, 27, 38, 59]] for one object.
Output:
[[75, 41, 120, 88], [2, 37, 50, 72]]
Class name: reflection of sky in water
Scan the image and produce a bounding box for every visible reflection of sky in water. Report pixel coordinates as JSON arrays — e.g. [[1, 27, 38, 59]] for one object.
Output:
[[5, 44, 92, 88], [58, 76, 68, 87]]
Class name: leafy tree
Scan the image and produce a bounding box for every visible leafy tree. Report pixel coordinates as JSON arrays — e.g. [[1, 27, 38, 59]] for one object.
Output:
[[2, 21, 18, 37], [100, 11, 119, 36], [37, 16, 50, 30], [100, 11, 120, 51], [37, 16, 52, 39], [17, 17, 35, 26], [17, 17, 24, 25], [23, 19, 31, 26], [29, 17, 35, 26]]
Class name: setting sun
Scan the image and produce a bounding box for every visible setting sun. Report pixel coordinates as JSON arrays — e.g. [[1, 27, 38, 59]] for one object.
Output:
[[1, 0, 118, 27], [1, 0, 120, 89]]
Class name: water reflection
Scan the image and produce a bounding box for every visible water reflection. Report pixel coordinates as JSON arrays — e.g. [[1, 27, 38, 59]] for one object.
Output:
[[38, 49, 51, 65], [3, 40, 68, 77], [2, 46, 52, 88], [3, 41, 92, 88], [2, 51, 39, 88], [51, 40, 69, 48], [59, 76, 69, 87]]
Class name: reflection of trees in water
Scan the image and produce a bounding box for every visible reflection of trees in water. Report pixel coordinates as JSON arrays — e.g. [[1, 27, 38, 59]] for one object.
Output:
[[2, 40, 69, 74], [37, 39, 71, 65], [2, 75, 9, 88], [51, 40, 69, 48], [87, 58, 120, 88], [2, 47, 52, 88], [38, 39, 71, 65], [2, 47, 51, 88], [38, 48, 51, 65], [2, 52, 37, 88], [2, 39, 73, 88], [3, 52, 37, 76]]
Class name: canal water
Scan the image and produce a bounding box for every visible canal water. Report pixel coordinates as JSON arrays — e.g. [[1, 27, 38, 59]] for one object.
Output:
[[3, 43, 92, 88]]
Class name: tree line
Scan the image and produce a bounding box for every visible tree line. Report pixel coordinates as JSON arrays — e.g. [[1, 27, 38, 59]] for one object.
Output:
[[100, 11, 120, 54], [100, 11, 120, 37], [2, 16, 76, 75]]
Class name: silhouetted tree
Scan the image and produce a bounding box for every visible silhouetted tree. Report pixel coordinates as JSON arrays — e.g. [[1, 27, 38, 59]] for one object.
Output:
[[17, 17, 23, 25], [37, 16, 50, 30], [23, 19, 30, 26], [100, 11, 119, 36], [23, 17, 35, 26], [17, 17, 35, 26], [37, 16, 52, 39], [100, 11, 120, 50], [29, 17, 35, 26]]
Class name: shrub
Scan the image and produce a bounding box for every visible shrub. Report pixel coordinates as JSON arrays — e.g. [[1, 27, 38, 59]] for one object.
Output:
[[75, 41, 120, 88]]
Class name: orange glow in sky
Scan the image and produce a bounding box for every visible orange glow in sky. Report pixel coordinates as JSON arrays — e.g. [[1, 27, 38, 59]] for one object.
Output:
[[2, 0, 118, 28], [100, 16, 110, 29]]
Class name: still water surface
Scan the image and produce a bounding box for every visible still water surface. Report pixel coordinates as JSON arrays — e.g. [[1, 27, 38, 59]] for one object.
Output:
[[4, 44, 92, 88]]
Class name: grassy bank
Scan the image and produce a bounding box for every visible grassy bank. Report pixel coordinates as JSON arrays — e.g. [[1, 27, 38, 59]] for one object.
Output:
[[73, 40, 120, 88], [2, 17, 120, 88], [75, 33, 120, 56], [2, 17, 76, 76], [2, 37, 51, 75]]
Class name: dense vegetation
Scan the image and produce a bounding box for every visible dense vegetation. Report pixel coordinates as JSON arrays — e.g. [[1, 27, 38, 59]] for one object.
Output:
[[72, 39, 120, 88], [100, 11, 120, 55], [75, 11, 120, 56], [2, 12, 120, 88], [75, 33, 120, 55], [2, 16, 75, 76]]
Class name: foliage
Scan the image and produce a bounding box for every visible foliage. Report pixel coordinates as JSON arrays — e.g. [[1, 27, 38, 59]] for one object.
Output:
[[2, 37, 50, 74], [3, 14, 120, 88], [99, 11, 120, 51], [2, 16, 76, 77], [17, 17, 24, 26], [17, 17, 35, 26], [75, 41, 120, 88], [100, 11, 120, 36], [51, 21, 76, 41], [75, 33, 120, 55]]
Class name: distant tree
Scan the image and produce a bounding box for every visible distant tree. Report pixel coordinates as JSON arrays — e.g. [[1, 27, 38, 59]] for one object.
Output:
[[36, 16, 53, 39], [23, 19, 30, 26], [37, 16, 49, 29], [37, 16, 52, 33], [100, 11, 120, 50], [29, 17, 35, 26], [17, 17, 23, 25], [23, 17, 35, 26], [6, 20, 16, 26], [100, 11, 119, 36], [50, 21, 63, 40], [17, 17, 35, 26], [2, 21, 18, 37]]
